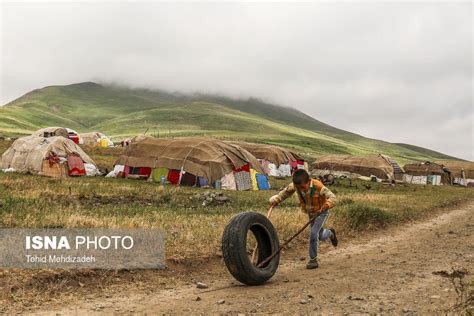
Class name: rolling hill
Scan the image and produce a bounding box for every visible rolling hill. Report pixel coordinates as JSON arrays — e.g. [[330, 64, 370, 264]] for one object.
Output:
[[0, 82, 460, 164]]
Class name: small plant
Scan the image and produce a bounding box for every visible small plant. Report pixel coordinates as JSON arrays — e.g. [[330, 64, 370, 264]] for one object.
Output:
[[340, 202, 393, 230], [338, 197, 354, 205]]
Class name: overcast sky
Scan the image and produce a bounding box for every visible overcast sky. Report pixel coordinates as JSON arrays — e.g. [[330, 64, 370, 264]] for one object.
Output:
[[1, 1, 472, 160]]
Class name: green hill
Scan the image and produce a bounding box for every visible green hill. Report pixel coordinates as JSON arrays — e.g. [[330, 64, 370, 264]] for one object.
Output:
[[0, 82, 460, 164]]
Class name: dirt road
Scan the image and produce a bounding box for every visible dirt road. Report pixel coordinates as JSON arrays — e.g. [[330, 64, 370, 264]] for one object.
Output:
[[37, 202, 473, 314]]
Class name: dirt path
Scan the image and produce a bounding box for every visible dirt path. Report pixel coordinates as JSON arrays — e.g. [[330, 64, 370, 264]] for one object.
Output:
[[36, 202, 473, 314]]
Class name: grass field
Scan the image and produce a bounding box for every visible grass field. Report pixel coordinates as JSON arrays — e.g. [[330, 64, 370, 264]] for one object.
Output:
[[1, 172, 472, 262], [0, 138, 472, 260], [1, 139, 473, 311], [0, 82, 460, 164]]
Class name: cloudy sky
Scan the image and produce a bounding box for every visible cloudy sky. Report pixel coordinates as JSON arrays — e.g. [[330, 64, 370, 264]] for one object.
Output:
[[1, 1, 472, 160]]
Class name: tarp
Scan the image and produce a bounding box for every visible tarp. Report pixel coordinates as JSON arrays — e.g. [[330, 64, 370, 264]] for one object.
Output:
[[115, 137, 264, 184], [310, 154, 395, 180], [256, 173, 270, 190], [0, 135, 96, 174], [403, 161, 449, 184], [33, 127, 69, 139], [229, 141, 303, 166], [435, 160, 474, 179]]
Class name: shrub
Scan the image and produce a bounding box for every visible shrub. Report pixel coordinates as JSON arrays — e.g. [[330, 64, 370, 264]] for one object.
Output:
[[340, 202, 393, 231]]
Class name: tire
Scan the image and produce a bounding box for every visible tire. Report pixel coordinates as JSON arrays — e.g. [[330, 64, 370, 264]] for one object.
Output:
[[221, 211, 280, 285]]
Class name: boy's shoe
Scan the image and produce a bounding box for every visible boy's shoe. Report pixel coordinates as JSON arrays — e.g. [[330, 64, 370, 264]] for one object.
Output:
[[306, 258, 319, 269], [330, 228, 338, 247]]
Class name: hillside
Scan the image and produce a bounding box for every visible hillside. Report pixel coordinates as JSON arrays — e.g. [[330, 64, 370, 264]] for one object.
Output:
[[0, 82, 460, 164]]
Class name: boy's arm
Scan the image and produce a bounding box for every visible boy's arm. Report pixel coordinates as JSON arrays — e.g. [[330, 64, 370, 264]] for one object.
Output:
[[269, 183, 296, 206], [320, 185, 336, 211]]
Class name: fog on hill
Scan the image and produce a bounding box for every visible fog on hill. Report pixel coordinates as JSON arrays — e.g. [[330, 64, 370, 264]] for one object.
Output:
[[1, 2, 472, 160]]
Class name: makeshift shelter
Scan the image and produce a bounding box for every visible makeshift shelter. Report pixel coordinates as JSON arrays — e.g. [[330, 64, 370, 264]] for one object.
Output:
[[310, 154, 400, 181], [230, 141, 305, 177], [114, 137, 270, 190], [33, 127, 69, 139], [121, 135, 148, 147], [80, 132, 114, 147], [33, 127, 82, 144], [435, 160, 474, 186], [0, 135, 98, 178], [402, 161, 448, 185]]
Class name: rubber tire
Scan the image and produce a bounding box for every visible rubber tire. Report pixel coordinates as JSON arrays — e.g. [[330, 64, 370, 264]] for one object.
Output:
[[221, 211, 280, 285]]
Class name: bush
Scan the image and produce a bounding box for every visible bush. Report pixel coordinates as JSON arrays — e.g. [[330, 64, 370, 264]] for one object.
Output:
[[339, 202, 393, 231]]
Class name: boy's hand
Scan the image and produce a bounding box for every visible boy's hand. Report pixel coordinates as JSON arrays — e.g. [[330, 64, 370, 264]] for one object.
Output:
[[269, 195, 279, 207], [320, 204, 329, 212]]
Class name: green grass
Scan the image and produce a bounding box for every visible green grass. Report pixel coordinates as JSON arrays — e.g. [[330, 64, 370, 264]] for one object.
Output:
[[0, 82, 460, 165]]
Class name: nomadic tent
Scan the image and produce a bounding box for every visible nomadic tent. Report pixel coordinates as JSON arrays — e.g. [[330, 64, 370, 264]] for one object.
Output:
[[310, 154, 400, 180], [0, 135, 98, 178], [80, 132, 114, 147], [402, 161, 448, 185], [114, 137, 269, 190], [435, 160, 474, 186], [230, 141, 305, 177], [33, 127, 82, 144], [33, 127, 69, 139]]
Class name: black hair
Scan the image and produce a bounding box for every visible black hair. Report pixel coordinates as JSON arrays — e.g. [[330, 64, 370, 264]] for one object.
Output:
[[292, 169, 310, 185]]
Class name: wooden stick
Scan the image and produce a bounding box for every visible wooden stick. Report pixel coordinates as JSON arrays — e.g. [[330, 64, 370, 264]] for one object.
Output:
[[257, 210, 321, 268], [251, 205, 274, 264]]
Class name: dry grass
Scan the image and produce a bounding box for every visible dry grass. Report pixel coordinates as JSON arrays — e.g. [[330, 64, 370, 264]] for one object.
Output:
[[1, 173, 472, 260], [0, 143, 473, 311]]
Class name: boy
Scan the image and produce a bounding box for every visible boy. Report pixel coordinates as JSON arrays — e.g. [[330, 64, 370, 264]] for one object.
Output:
[[269, 169, 338, 269]]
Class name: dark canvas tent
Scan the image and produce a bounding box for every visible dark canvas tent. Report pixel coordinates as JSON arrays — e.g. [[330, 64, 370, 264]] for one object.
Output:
[[115, 137, 268, 190], [310, 154, 397, 180], [403, 161, 449, 185], [435, 160, 474, 186], [229, 141, 305, 177], [230, 142, 303, 166]]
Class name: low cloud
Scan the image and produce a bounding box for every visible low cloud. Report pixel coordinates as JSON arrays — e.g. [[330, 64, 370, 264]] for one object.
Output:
[[1, 1, 472, 159]]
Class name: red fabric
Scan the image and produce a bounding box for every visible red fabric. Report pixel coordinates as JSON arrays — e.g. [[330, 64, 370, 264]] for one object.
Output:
[[69, 135, 80, 144], [67, 154, 86, 176], [138, 167, 152, 177], [167, 169, 181, 185], [47, 153, 60, 167], [233, 164, 250, 172], [123, 165, 130, 177]]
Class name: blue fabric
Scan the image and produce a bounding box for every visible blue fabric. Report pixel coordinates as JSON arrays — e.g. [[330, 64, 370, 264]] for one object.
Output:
[[309, 210, 333, 259], [198, 177, 208, 187], [256, 173, 269, 190]]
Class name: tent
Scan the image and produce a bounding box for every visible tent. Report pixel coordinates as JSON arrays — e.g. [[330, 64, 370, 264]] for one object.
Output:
[[33, 127, 82, 144], [435, 160, 474, 186], [114, 137, 270, 190], [310, 154, 399, 180], [0, 135, 98, 178], [80, 132, 114, 147], [230, 141, 305, 177], [402, 161, 448, 185], [121, 135, 148, 147], [33, 127, 69, 139]]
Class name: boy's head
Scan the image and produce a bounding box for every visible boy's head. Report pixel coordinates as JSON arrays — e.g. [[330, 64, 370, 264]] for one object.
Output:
[[292, 169, 311, 192]]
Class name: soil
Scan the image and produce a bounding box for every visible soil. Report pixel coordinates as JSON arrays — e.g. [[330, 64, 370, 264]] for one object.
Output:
[[23, 201, 474, 314]]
